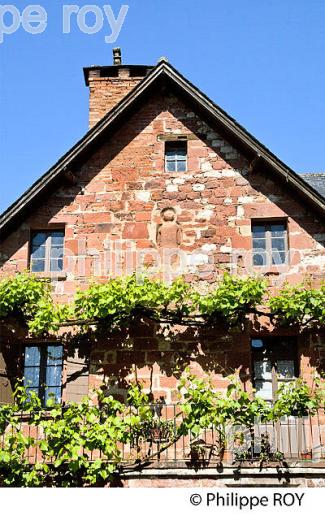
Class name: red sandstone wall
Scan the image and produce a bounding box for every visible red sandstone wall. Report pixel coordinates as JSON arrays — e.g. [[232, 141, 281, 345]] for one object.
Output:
[[1, 93, 324, 289], [0, 90, 324, 401]]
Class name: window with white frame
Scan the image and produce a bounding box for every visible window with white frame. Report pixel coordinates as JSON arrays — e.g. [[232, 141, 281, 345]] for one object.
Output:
[[30, 231, 64, 273], [252, 222, 288, 267], [251, 337, 297, 403], [165, 141, 187, 172]]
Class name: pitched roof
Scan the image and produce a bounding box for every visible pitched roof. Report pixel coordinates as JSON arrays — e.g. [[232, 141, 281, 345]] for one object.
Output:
[[299, 173, 325, 198], [1, 60, 324, 238]]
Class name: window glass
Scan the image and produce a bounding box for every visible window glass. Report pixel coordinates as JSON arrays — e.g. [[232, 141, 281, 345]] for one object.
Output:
[[165, 142, 187, 172], [253, 251, 266, 266], [24, 345, 41, 366], [277, 360, 295, 379], [23, 345, 63, 405], [30, 231, 64, 273], [252, 226, 266, 238], [270, 224, 286, 236], [32, 232, 47, 246], [255, 380, 273, 400], [24, 367, 40, 393], [251, 338, 297, 402], [254, 360, 272, 379], [252, 222, 288, 267]]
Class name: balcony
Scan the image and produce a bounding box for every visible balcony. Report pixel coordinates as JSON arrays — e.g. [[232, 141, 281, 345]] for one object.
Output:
[[1, 405, 324, 469]]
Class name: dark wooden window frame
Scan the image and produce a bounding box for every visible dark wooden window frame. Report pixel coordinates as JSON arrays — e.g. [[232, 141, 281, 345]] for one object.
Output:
[[23, 343, 65, 406]]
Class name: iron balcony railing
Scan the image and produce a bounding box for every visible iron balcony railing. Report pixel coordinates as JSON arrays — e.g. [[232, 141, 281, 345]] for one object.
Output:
[[0, 405, 324, 467]]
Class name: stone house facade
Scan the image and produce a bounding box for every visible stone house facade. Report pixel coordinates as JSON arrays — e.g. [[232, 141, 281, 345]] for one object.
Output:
[[0, 51, 324, 485], [0, 50, 324, 403]]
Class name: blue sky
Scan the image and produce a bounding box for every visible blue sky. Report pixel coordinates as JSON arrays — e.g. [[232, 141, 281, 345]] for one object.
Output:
[[1, 0, 325, 212]]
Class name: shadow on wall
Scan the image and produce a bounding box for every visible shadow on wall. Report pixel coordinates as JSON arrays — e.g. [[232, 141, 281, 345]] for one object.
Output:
[[0, 316, 324, 405], [85, 317, 324, 402]]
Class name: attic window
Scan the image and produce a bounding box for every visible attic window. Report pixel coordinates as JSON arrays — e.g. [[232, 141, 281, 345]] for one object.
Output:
[[252, 222, 288, 267], [30, 231, 64, 273], [165, 141, 187, 172]]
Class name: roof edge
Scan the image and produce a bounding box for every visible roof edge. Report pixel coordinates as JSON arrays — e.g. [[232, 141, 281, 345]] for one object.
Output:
[[1, 60, 324, 238]]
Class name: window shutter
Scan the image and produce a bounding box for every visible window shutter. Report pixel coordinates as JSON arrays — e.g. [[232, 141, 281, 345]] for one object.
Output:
[[0, 346, 14, 404], [65, 347, 90, 403]]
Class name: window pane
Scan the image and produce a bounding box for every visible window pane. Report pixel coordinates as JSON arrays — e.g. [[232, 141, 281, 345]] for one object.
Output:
[[46, 366, 62, 387], [176, 149, 187, 159], [272, 251, 286, 265], [277, 360, 295, 379], [270, 224, 286, 236], [166, 161, 176, 172], [254, 360, 272, 379], [51, 247, 63, 259], [50, 257, 63, 272], [255, 380, 273, 400], [44, 386, 61, 404], [32, 233, 47, 246], [31, 244, 46, 259], [25, 346, 41, 366], [271, 238, 285, 250], [165, 150, 178, 159], [24, 367, 40, 389], [31, 259, 46, 272], [51, 232, 64, 246], [253, 238, 266, 250], [176, 160, 187, 172], [46, 345, 63, 366], [252, 225, 266, 238], [253, 252, 266, 266]]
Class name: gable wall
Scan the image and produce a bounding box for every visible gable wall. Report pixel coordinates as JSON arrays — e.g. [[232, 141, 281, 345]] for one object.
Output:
[[0, 91, 324, 401], [1, 92, 324, 291]]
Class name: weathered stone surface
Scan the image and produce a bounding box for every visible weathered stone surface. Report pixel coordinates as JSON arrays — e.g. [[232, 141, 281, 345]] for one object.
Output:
[[0, 73, 324, 414]]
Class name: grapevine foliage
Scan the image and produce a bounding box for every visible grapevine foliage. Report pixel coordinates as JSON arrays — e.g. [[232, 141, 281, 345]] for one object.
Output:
[[0, 375, 323, 487], [0, 272, 324, 334]]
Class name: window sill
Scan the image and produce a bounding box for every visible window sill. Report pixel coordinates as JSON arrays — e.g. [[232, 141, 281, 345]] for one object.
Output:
[[32, 271, 67, 281], [252, 266, 288, 275], [165, 170, 189, 174]]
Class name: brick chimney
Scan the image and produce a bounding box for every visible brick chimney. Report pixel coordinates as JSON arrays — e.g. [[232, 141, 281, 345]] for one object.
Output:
[[84, 48, 153, 128]]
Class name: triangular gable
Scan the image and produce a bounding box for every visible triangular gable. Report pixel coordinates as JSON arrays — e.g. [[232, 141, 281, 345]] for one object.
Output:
[[1, 60, 324, 238]]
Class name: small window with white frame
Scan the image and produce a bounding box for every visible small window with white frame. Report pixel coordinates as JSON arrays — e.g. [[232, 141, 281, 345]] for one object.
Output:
[[30, 230, 64, 273], [165, 141, 187, 172], [252, 221, 288, 267]]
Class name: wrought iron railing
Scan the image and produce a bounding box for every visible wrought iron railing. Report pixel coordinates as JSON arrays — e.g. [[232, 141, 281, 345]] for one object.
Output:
[[1, 405, 324, 466]]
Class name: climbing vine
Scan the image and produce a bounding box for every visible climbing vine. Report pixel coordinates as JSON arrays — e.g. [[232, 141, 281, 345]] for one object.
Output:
[[0, 272, 324, 335], [269, 284, 325, 326], [0, 375, 323, 487]]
